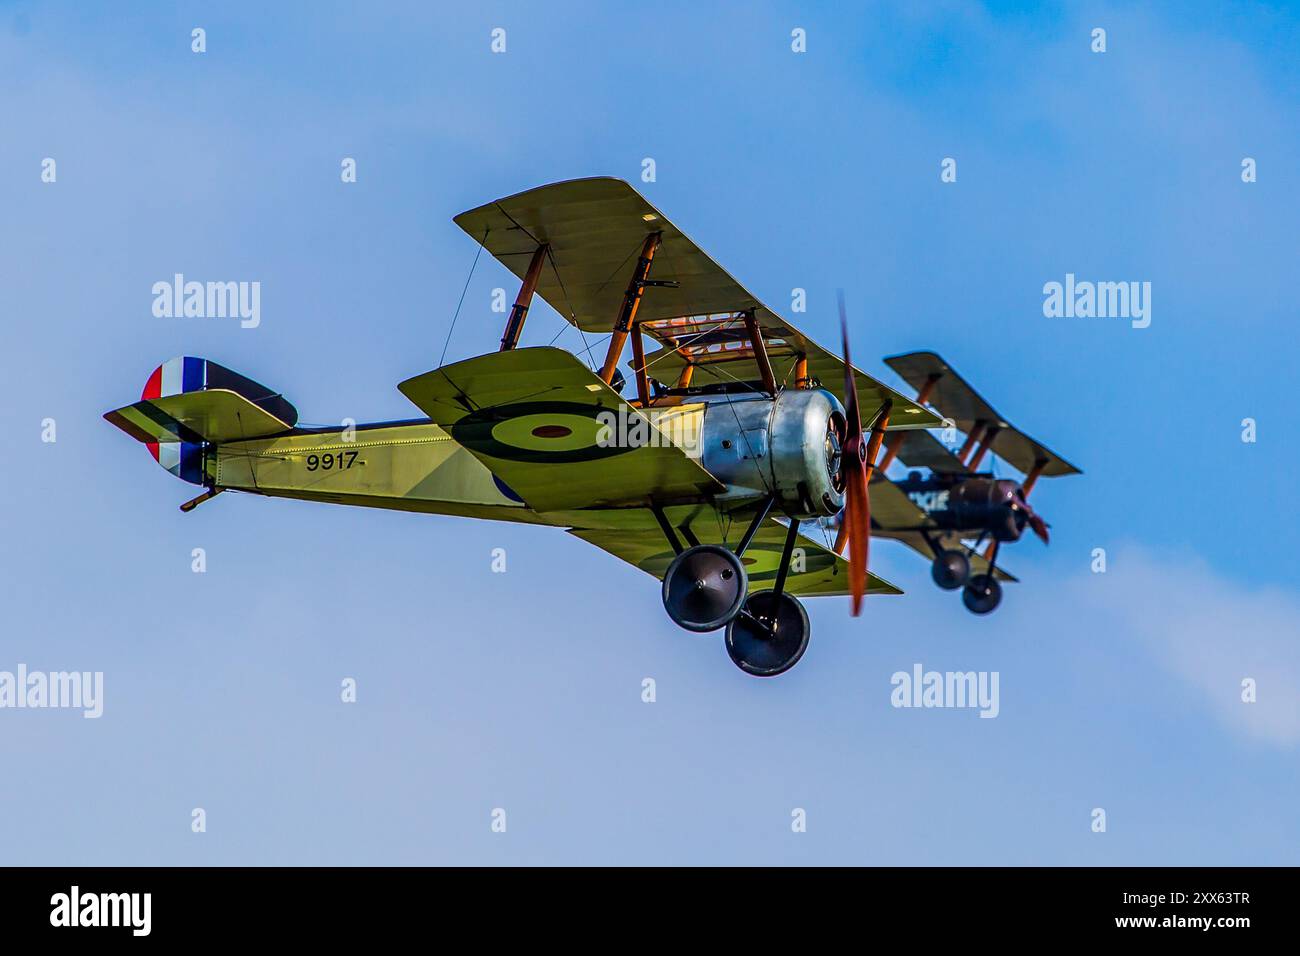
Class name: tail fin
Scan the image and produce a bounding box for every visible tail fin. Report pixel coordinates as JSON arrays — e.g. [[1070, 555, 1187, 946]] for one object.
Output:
[[104, 357, 297, 484]]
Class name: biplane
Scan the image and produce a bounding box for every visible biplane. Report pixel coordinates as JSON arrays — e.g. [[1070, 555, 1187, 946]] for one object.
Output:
[[831, 352, 1081, 615], [108, 177, 989, 677]]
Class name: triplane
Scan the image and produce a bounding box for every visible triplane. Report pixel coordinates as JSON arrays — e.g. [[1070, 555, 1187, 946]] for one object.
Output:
[[825, 351, 1080, 615], [105, 178, 1077, 676]]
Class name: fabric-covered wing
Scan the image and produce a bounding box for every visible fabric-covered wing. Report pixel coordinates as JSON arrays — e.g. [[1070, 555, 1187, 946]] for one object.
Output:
[[453, 177, 939, 430], [570, 515, 903, 597], [397, 347, 724, 512], [883, 351, 1080, 477], [866, 475, 931, 530], [891, 429, 967, 473]]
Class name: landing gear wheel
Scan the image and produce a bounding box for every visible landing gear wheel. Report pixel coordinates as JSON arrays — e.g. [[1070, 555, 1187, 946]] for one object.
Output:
[[662, 544, 748, 632], [962, 574, 1002, 615], [724, 590, 811, 677], [931, 549, 970, 590]]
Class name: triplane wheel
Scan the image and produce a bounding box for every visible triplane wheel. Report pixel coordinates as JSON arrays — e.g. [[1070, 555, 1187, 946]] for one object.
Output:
[[724, 590, 811, 677], [661, 544, 748, 632], [962, 573, 1002, 615], [931, 549, 970, 590]]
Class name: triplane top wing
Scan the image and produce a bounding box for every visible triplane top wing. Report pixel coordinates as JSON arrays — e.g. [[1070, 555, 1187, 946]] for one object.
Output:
[[453, 177, 940, 430], [883, 351, 1081, 478]]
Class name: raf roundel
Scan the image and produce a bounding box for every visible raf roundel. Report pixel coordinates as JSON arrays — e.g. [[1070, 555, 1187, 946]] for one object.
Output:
[[450, 401, 639, 464]]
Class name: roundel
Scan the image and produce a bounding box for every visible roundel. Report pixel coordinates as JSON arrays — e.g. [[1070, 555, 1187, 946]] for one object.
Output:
[[451, 401, 639, 464]]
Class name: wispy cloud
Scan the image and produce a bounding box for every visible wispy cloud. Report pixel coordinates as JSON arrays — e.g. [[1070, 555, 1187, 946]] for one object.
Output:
[[1082, 546, 1300, 747]]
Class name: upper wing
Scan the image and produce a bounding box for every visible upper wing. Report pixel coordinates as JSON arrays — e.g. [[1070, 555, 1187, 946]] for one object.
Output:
[[570, 512, 903, 597], [883, 351, 1080, 477], [397, 347, 724, 512], [453, 177, 940, 430], [104, 390, 294, 445]]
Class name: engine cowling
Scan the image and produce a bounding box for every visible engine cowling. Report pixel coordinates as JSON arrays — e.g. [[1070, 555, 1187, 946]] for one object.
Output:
[[949, 477, 1026, 541], [698, 388, 847, 518]]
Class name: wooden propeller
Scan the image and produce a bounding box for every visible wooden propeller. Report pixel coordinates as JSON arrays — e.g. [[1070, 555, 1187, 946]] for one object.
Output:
[[834, 294, 889, 616]]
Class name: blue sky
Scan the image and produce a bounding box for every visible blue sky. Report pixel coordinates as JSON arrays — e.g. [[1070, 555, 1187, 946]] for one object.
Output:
[[2, 1, 1297, 864]]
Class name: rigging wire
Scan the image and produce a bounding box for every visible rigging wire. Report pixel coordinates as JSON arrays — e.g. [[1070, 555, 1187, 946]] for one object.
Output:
[[543, 244, 600, 371], [438, 225, 489, 369]]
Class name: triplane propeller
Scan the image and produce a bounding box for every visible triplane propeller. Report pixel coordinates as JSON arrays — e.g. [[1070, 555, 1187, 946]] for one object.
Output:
[[103, 178, 1075, 676]]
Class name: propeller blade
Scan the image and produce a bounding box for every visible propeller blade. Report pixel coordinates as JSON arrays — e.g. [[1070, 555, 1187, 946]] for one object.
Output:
[[837, 292, 869, 615], [1012, 490, 1050, 543]]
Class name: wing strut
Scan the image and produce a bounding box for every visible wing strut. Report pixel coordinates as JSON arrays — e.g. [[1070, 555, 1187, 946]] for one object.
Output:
[[598, 233, 663, 385], [1021, 458, 1048, 498], [499, 243, 548, 351], [967, 425, 1000, 470], [956, 420, 987, 464], [793, 354, 812, 389], [877, 372, 942, 472], [742, 309, 778, 395]]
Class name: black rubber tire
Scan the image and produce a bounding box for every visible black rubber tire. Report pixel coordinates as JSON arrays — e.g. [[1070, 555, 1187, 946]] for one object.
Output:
[[661, 544, 748, 632], [931, 549, 971, 590], [724, 590, 811, 677], [962, 574, 1003, 615]]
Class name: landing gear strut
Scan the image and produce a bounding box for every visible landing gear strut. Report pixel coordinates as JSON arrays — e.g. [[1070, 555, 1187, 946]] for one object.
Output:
[[726, 590, 810, 676], [724, 514, 811, 676], [961, 538, 1003, 614], [657, 499, 813, 677]]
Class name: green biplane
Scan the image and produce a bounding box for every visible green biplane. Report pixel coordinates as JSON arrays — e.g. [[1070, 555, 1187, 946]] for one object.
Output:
[[105, 178, 943, 676]]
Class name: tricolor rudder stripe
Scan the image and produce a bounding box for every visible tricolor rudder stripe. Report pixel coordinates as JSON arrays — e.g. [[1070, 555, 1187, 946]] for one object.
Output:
[[141, 356, 207, 403], [103, 356, 298, 486], [142, 358, 208, 484]]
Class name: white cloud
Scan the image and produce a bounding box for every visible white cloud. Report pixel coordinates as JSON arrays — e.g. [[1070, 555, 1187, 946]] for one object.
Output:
[[1081, 546, 1300, 746]]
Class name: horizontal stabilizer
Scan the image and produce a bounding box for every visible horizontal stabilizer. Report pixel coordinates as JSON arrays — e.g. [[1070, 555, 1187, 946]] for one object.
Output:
[[105, 389, 295, 445]]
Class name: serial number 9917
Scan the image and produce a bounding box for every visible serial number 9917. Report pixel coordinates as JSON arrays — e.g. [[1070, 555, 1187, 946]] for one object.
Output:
[[306, 451, 358, 471]]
